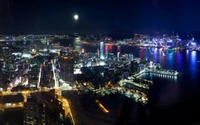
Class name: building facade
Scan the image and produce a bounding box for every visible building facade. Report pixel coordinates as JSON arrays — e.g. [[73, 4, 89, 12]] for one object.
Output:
[[59, 56, 74, 82]]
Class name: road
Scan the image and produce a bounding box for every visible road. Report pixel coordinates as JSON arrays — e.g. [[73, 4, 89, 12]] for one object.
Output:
[[56, 94, 76, 125], [0, 88, 76, 125], [62, 91, 115, 125], [0, 102, 23, 111]]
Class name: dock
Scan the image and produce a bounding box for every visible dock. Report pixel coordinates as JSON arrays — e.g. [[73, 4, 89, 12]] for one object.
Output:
[[145, 68, 178, 76]]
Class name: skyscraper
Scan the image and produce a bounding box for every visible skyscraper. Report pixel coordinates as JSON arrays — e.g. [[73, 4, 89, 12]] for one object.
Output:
[[129, 54, 134, 62], [117, 52, 120, 61], [24, 93, 73, 125], [97, 49, 100, 59], [100, 41, 104, 60], [59, 56, 74, 82], [74, 37, 81, 52], [105, 45, 108, 59], [24, 96, 38, 125]]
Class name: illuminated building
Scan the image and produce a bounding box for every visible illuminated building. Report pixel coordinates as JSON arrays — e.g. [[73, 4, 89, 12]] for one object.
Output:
[[83, 53, 88, 62], [28, 66, 39, 88], [59, 56, 74, 82], [117, 52, 120, 61], [24, 93, 73, 125], [74, 37, 81, 52], [117, 45, 121, 52], [100, 41, 104, 59], [105, 46, 108, 59], [129, 54, 134, 62], [97, 49, 100, 58], [23, 96, 38, 125]]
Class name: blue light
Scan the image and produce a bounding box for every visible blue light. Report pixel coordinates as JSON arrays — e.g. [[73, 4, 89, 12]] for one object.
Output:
[[191, 42, 196, 46]]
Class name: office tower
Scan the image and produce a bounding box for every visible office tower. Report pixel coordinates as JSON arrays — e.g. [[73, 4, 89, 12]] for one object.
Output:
[[23, 96, 38, 125], [130, 61, 140, 74], [129, 54, 134, 62], [24, 93, 73, 125], [117, 52, 120, 61], [100, 41, 104, 59], [117, 45, 121, 53], [105, 45, 108, 59], [97, 49, 100, 59], [84, 53, 88, 62], [74, 37, 81, 52], [59, 56, 74, 82]]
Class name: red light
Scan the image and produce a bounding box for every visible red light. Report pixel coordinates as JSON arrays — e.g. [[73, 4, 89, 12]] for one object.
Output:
[[109, 45, 113, 51]]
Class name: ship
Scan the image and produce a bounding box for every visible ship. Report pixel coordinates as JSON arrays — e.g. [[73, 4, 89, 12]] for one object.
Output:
[[162, 51, 166, 56]]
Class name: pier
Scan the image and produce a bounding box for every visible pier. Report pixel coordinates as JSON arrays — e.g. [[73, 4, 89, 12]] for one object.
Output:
[[145, 68, 178, 76], [133, 70, 146, 77]]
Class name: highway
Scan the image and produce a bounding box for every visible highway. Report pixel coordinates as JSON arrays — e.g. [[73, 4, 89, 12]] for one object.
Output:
[[95, 99, 109, 113], [56, 94, 76, 125], [0, 88, 76, 125], [0, 102, 23, 111], [51, 60, 59, 88]]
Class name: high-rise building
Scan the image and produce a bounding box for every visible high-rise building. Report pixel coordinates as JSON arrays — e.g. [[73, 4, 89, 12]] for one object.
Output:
[[24, 93, 73, 125], [100, 41, 104, 60], [59, 56, 74, 82], [105, 45, 108, 59], [83, 53, 88, 62], [74, 37, 81, 52], [117, 45, 121, 53], [130, 61, 140, 74], [117, 52, 120, 61], [23, 96, 38, 125], [129, 54, 134, 62], [97, 49, 100, 58]]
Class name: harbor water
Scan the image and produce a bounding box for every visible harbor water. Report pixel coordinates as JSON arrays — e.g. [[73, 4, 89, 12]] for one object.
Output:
[[59, 39, 200, 125]]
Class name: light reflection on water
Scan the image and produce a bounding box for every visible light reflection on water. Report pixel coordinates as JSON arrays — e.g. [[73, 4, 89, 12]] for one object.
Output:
[[58, 39, 200, 124], [65, 40, 200, 96]]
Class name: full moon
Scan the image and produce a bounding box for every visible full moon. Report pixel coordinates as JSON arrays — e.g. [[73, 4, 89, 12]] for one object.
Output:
[[74, 14, 79, 20]]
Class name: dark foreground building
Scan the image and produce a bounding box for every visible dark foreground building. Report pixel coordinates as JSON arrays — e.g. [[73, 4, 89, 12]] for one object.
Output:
[[58, 56, 74, 82], [23, 92, 73, 125]]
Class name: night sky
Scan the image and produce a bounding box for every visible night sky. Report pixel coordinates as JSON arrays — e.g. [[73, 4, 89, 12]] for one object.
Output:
[[0, 0, 200, 34]]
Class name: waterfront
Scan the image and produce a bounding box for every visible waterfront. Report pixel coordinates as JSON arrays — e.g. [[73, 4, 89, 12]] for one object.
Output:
[[54, 38, 200, 124], [82, 44, 200, 125]]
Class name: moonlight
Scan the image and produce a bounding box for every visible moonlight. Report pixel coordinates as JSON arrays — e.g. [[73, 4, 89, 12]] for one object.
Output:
[[74, 14, 79, 20]]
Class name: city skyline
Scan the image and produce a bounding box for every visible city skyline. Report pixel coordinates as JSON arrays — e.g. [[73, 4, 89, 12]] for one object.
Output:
[[1, 0, 200, 124]]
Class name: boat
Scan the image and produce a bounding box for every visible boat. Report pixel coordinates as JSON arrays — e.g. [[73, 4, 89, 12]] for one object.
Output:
[[162, 52, 166, 56]]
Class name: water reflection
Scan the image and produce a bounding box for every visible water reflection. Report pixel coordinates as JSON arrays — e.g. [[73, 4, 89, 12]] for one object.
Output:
[[167, 52, 174, 69], [190, 51, 197, 78], [176, 52, 183, 71]]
